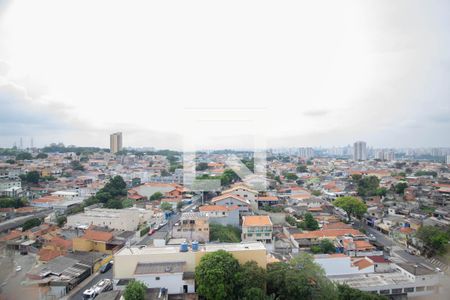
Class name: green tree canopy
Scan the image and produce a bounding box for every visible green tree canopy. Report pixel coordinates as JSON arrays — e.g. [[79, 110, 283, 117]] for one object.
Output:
[[150, 192, 163, 201], [209, 223, 241, 243], [21, 171, 40, 184], [16, 152, 33, 160], [416, 225, 450, 255], [284, 173, 298, 181], [267, 253, 336, 300], [333, 196, 367, 221], [221, 169, 239, 186], [70, 160, 85, 171], [299, 212, 319, 230], [353, 176, 380, 197], [394, 182, 408, 194], [160, 202, 173, 211], [22, 218, 42, 231], [296, 165, 308, 173], [235, 261, 267, 299], [311, 239, 336, 254], [195, 250, 241, 300], [123, 280, 146, 300], [196, 162, 209, 171], [35, 153, 48, 159]]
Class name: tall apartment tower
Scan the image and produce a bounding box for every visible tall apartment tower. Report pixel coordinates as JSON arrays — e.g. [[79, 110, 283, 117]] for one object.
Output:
[[110, 132, 123, 154], [353, 141, 367, 161]]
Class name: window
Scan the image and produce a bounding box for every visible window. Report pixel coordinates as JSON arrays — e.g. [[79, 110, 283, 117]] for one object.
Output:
[[426, 286, 436, 291], [391, 288, 402, 294], [156, 277, 160, 280], [379, 290, 390, 295], [416, 286, 425, 292], [248, 234, 252, 237], [404, 287, 414, 293], [198, 228, 202, 231]]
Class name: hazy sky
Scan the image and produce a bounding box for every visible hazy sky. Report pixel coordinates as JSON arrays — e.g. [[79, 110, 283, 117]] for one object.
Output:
[[0, 0, 449, 149]]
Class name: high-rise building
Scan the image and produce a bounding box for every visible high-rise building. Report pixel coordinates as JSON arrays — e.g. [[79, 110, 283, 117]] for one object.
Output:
[[110, 132, 123, 154], [447, 155, 450, 165], [353, 141, 367, 161]]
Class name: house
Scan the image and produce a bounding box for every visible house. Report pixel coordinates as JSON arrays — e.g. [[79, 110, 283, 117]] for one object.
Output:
[[222, 185, 258, 209], [256, 196, 281, 208], [290, 228, 365, 248], [198, 205, 240, 227], [129, 183, 184, 200], [339, 236, 381, 257], [72, 228, 123, 253], [241, 215, 273, 243], [210, 194, 251, 213], [172, 212, 209, 243]]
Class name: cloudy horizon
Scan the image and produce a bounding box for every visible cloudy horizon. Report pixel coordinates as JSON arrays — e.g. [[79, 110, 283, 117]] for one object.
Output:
[[1, 0, 449, 150]]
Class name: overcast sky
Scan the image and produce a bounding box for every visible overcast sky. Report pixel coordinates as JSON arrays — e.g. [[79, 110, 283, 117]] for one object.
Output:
[[0, 0, 449, 150]]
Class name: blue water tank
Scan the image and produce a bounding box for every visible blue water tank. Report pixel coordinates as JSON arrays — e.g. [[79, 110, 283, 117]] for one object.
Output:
[[192, 241, 199, 251], [404, 222, 410, 227], [180, 242, 188, 252]]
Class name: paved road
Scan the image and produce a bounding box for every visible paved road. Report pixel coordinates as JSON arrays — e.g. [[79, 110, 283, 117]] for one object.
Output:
[[68, 267, 113, 300], [0, 209, 53, 233]]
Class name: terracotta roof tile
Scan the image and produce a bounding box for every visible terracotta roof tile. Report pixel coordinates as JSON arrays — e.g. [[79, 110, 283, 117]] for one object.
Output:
[[243, 215, 272, 227]]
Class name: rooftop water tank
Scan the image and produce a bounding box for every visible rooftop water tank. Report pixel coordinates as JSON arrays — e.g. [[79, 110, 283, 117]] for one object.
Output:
[[180, 242, 188, 252], [192, 241, 199, 252]]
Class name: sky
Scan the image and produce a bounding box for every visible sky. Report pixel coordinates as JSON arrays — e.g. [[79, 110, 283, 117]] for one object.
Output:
[[0, 0, 449, 150]]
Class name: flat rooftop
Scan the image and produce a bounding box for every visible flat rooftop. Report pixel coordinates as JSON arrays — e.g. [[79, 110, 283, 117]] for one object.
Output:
[[330, 272, 413, 289], [115, 242, 266, 256]]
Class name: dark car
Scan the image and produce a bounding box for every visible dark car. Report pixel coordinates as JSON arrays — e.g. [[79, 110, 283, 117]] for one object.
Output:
[[100, 261, 112, 273]]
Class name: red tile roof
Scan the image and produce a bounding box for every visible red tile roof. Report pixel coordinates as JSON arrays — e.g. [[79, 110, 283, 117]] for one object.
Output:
[[243, 215, 272, 227], [82, 230, 113, 242]]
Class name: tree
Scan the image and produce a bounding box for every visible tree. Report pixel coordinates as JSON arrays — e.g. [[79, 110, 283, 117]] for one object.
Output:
[[416, 226, 450, 255], [35, 153, 48, 159], [123, 280, 146, 300], [160, 202, 173, 211], [284, 173, 298, 181], [210, 223, 241, 242], [375, 187, 387, 197], [70, 160, 85, 171], [311, 239, 336, 254], [150, 192, 163, 201], [56, 216, 67, 227], [196, 162, 209, 171], [235, 261, 267, 299], [333, 196, 367, 221], [22, 218, 42, 231], [16, 152, 32, 160], [221, 169, 239, 186], [23, 171, 40, 184], [337, 284, 387, 300], [353, 176, 380, 197], [296, 165, 308, 173], [394, 182, 408, 194], [6, 159, 16, 164], [299, 212, 319, 230], [267, 253, 336, 300], [176, 201, 183, 211], [195, 250, 240, 300], [105, 199, 123, 209], [96, 191, 112, 204]]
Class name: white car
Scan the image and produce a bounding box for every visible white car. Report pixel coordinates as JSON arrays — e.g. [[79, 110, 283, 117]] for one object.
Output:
[[15, 266, 22, 272]]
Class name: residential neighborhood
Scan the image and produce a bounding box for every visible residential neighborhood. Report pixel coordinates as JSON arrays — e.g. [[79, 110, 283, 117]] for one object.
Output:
[[0, 143, 449, 299]]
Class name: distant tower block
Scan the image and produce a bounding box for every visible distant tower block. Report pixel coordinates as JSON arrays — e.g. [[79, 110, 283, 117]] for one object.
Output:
[[110, 132, 123, 154]]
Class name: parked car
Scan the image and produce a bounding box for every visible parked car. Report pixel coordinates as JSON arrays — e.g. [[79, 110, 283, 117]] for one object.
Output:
[[368, 234, 376, 241], [148, 228, 156, 236], [100, 262, 112, 273], [15, 266, 22, 272]]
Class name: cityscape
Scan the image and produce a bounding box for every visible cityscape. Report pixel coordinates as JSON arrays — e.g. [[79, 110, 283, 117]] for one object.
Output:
[[1, 1, 450, 300]]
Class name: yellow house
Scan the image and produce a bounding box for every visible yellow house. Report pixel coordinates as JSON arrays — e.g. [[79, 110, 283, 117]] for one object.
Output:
[[72, 229, 118, 253]]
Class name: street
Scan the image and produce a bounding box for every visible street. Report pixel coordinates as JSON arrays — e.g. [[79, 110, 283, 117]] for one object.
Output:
[[68, 267, 113, 300]]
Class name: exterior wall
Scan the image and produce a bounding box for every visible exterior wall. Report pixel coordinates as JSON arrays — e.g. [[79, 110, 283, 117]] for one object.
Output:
[[172, 218, 209, 242], [242, 225, 273, 243], [208, 210, 240, 227], [214, 198, 250, 213], [72, 238, 109, 253], [134, 273, 195, 294], [67, 210, 141, 231]]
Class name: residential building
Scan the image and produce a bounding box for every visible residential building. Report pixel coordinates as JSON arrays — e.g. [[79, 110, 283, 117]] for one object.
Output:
[[72, 228, 123, 253], [198, 205, 240, 227], [110, 132, 123, 154], [211, 194, 251, 213], [353, 141, 367, 161], [242, 215, 273, 243], [172, 212, 209, 242], [0, 179, 22, 197]]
